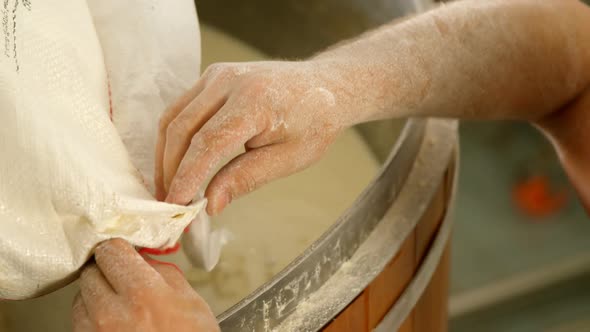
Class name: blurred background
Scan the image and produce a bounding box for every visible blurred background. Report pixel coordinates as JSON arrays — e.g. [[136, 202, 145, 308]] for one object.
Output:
[[450, 122, 590, 332], [436, 0, 590, 330]]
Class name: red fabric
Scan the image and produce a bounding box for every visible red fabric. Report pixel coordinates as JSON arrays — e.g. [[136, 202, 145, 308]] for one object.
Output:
[[138, 242, 181, 256]]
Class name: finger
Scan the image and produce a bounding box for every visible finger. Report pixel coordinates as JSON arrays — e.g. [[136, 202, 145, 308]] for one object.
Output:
[[155, 81, 208, 200], [79, 264, 117, 316], [72, 293, 94, 332], [94, 239, 166, 294], [145, 258, 193, 292], [166, 105, 262, 205], [142, 259, 216, 325], [205, 141, 319, 215], [163, 88, 229, 193]]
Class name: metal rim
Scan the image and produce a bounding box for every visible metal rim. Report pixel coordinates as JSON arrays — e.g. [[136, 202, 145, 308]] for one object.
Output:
[[375, 133, 459, 332], [273, 119, 458, 332], [218, 119, 426, 331], [218, 115, 461, 332]]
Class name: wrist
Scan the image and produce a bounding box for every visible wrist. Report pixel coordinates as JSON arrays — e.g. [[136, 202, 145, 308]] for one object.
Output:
[[303, 56, 392, 129]]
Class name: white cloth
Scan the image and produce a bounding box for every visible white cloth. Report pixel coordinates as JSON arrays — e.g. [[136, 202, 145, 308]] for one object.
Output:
[[0, 0, 216, 300]]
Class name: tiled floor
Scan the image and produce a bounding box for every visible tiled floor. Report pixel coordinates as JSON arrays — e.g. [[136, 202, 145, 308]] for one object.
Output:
[[450, 122, 590, 331]]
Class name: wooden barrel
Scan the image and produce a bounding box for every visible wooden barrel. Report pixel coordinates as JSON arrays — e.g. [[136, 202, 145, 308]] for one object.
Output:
[[273, 120, 457, 332], [321, 134, 456, 332]]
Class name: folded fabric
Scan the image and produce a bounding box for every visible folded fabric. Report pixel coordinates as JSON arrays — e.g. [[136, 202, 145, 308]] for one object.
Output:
[[0, 0, 217, 300]]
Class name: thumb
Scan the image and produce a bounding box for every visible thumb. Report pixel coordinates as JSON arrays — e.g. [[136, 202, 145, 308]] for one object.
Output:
[[204, 141, 318, 215]]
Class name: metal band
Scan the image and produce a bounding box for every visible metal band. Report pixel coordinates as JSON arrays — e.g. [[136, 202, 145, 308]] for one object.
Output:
[[219, 119, 427, 331], [272, 119, 458, 332], [374, 147, 458, 332]]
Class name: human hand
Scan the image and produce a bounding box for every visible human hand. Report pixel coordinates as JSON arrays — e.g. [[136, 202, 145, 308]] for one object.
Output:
[[155, 61, 357, 215], [72, 239, 220, 332]]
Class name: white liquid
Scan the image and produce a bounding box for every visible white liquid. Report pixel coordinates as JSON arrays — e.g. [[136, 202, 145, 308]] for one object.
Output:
[[0, 25, 379, 331]]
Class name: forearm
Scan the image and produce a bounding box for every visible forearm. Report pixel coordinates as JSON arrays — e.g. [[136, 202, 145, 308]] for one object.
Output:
[[313, 0, 590, 124]]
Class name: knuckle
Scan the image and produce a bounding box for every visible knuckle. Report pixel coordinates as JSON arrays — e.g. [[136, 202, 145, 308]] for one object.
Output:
[[166, 119, 190, 141], [187, 97, 206, 111], [204, 63, 230, 78], [192, 130, 214, 148], [233, 167, 258, 195], [128, 285, 160, 304], [242, 77, 269, 96]]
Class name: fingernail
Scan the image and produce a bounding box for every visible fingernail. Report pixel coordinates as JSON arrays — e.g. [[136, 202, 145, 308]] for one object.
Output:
[[165, 188, 190, 206], [155, 189, 166, 201], [206, 205, 217, 216], [165, 192, 175, 204], [95, 239, 113, 252], [165, 194, 184, 205], [208, 192, 230, 216]]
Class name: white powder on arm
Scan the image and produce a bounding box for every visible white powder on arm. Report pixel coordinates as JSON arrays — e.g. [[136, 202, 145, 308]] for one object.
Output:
[[313, 0, 590, 123]]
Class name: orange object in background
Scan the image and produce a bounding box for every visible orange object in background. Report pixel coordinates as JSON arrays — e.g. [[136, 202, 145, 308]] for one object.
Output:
[[512, 175, 568, 218]]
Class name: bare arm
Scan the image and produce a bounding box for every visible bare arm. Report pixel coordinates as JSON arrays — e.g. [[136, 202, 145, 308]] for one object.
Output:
[[155, 0, 590, 214], [316, 0, 590, 210], [313, 0, 590, 123]]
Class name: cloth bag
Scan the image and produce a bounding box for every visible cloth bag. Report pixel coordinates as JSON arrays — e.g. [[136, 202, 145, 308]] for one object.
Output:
[[0, 0, 220, 300]]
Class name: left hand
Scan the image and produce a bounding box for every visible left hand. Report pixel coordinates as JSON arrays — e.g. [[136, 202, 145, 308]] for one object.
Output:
[[72, 239, 220, 332], [155, 61, 352, 215]]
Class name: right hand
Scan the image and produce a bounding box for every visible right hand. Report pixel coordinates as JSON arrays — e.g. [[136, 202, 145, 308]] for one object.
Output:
[[155, 61, 357, 215], [72, 239, 220, 332]]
